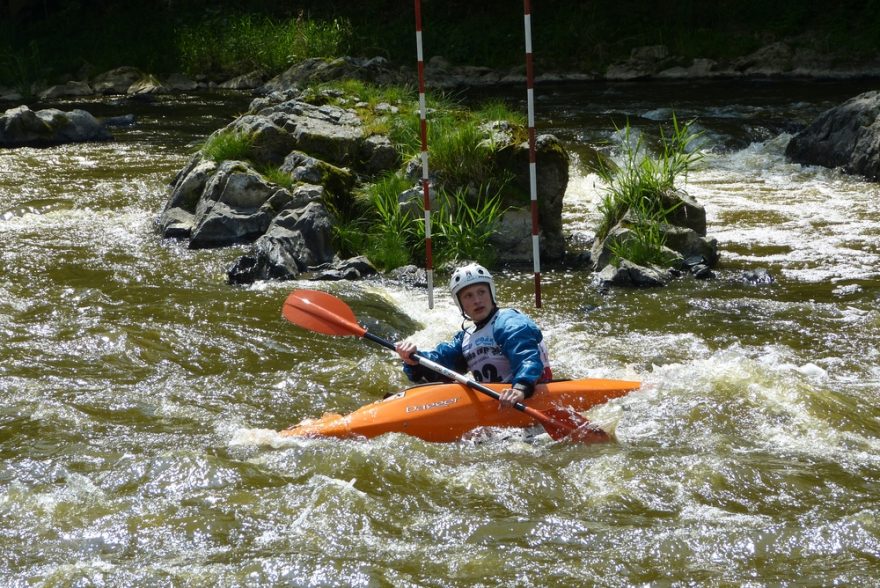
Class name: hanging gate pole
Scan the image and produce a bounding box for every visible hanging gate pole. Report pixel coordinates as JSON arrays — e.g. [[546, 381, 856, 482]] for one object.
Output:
[[414, 0, 434, 308], [523, 0, 542, 308]]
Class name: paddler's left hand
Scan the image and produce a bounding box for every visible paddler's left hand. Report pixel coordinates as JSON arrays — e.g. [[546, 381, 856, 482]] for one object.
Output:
[[498, 387, 525, 409]]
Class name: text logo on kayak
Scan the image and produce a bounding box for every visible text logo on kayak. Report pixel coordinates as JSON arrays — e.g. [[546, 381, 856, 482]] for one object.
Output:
[[405, 397, 460, 413]]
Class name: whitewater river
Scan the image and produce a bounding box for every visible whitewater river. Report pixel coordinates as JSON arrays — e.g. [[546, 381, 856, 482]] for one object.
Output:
[[1, 80, 879, 586]]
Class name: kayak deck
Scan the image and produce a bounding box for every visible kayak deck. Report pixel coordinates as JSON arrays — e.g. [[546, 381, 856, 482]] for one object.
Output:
[[280, 378, 640, 442]]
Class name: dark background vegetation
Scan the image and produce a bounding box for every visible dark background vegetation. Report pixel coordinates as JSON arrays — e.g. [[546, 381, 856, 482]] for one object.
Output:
[[2, 0, 879, 87]]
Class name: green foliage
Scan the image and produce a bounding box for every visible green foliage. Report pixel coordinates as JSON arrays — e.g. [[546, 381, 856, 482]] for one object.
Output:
[[607, 196, 681, 268], [260, 166, 295, 190], [2, 2, 879, 87], [339, 173, 417, 270], [176, 13, 352, 76], [592, 115, 703, 266], [431, 186, 506, 268], [334, 173, 506, 271], [389, 95, 516, 195], [201, 130, 255, 162], [475, 100, 526, 128], [0, 40, 42, 99]]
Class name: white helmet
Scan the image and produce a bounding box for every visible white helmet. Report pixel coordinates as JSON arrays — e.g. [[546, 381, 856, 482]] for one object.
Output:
[[449, 263, 496, 314]]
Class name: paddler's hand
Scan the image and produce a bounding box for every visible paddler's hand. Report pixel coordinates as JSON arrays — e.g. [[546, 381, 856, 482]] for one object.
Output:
[[395, 341, 419, 365], [498, 387, 525, 409]]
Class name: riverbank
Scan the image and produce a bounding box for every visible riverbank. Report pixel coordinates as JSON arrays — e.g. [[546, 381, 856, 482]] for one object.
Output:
[[4, 34, 880, 105]]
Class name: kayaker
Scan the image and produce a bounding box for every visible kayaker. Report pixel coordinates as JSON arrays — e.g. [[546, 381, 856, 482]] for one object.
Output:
[[395, 263, 552, 409]]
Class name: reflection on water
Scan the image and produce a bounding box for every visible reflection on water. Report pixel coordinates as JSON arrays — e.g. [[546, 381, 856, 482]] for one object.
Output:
[[1, 83, 879, 585]]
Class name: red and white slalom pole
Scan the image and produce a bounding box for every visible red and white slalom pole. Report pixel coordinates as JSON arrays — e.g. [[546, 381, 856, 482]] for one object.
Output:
[[414, 0, 434, 308], [523, 0, 541, 307]]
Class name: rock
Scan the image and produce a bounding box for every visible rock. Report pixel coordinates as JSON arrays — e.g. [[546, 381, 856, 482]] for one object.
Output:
[[660, 188, 707, 235], [264, 201, 335, 267], [225, 114, 297, 167], [258, 56, 407, 94], [360, 134, 400, 174], [597, 260, 673, 288], [38, 81, 93, 100], [127, 74, 168, 96], [92, 66, 144, 95], [389, 264, 428, 287], [226, 201, 337, 283], [219, 70, 268, 90], [0, 105, 112, 146], [309, 256, 378, 281], [785, 89, 880, 181], [590, 225, 633, 271], [159, 207, 195, 240], [490, 134, 569, 262], [163, 154, 219, 218], [661, 225, 719, 264], [741, 268, 775, 285], [164, 73, 199, 92], [189, 161, 293, 248], [278, 153, 354, 198], [690, 264, 714, 279], [101, 114, 137, 128]]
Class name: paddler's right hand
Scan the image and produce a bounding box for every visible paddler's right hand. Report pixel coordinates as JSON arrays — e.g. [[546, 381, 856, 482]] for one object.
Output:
[[395, 340, 419, 365]]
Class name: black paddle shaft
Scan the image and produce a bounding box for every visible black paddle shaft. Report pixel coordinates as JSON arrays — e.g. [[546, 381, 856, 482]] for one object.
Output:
[[362, 331, 512, 406]]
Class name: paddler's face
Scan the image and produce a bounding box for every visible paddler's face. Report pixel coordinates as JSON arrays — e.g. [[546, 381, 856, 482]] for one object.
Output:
[[458, 283, 494, 321]]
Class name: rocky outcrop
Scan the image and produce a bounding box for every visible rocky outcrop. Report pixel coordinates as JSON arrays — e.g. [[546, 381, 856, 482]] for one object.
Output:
[[257, 57, 408, 95], [0, 105, 112, 146], [785, 90, 880, 181], [490, 134, 570, 262], [159, 75, 572, 284], [591, 188, 719, 288]]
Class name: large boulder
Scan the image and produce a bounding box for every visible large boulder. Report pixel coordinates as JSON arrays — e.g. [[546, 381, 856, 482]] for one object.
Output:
[[589, 187, 719, 286], [226, 200, 338, 284], [488, 134, 570, 262], [189, 161, 293, 249], [785, 90, 880, 181]]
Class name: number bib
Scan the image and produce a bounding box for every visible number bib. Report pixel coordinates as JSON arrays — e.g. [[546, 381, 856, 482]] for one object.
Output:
[[461, 314, 550, 383]]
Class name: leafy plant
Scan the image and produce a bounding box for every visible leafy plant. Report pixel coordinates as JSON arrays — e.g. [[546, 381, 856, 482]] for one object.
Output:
[[607, 195, 680, 267], [593, 115, 703, 242], [430, 184, 506, 268], [346, 172, 418, 270], [592, 115, 703, 266]]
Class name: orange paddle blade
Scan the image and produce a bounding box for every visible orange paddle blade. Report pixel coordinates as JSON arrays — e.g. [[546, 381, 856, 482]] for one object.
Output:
[[282, 289, 366, 337], [539, 408, 610, 443]]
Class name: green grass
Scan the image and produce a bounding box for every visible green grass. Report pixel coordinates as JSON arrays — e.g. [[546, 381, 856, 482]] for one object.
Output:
[[591, 114, 703, 267], [431, 185, 505, 268], [176, 13, 352, 76], [201, 130, 256, 162], [3, 2, 878, 89]]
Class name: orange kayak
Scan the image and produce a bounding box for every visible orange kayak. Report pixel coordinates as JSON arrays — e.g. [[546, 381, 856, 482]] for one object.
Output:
[[280, 378, 640, 442]]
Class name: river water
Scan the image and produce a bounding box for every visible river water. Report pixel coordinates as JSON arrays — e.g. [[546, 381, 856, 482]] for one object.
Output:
[[1, 80, 879, 586]]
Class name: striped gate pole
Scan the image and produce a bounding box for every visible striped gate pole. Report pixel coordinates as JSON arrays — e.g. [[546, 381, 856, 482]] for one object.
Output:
[[523, 0, 542, 307], [414, 0, 434, 308]]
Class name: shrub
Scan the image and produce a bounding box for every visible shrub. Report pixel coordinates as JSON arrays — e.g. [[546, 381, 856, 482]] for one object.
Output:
[[592, 115, 703, 266]]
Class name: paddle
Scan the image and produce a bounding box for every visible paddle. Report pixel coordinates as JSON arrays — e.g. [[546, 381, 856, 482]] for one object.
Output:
[[282, 289, 609, 443]]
